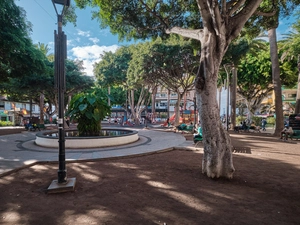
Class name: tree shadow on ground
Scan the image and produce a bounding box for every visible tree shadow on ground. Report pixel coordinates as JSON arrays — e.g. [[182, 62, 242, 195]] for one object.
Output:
[[1, 133, 300, 225]]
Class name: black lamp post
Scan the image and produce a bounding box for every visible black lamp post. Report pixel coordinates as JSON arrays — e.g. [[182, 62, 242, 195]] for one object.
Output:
[[52, 0, 69, 184], [47, 0, 76, 193]]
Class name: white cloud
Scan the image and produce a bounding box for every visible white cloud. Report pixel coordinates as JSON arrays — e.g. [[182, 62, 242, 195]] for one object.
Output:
[[89, 37, 100, 44], [77, 29, 91, 37], [71, 45, 119, 76]]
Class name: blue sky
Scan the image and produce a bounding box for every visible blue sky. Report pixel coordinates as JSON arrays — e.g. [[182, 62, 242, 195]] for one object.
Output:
[[16, 0, 127, 76], [15, 0, 296, 77]]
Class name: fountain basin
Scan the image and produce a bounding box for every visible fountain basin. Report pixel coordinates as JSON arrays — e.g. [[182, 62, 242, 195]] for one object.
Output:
[[35, 128, 139, 148]]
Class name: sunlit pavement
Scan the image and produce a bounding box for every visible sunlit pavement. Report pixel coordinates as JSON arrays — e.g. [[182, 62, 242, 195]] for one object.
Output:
[[0, 126, 191, 176]]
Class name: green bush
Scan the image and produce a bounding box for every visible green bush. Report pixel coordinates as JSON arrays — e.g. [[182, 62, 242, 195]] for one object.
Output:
[[236, 116, 246, 125], [66, 92, 111, 136], [251, 116, 262, 126], [0, 121, 14, 126], [267, 116, 275, 125]]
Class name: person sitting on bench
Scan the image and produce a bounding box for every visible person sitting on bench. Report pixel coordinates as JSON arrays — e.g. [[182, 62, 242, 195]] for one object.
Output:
[[280, 126, 293, 140], [194, 125, 203, 139]]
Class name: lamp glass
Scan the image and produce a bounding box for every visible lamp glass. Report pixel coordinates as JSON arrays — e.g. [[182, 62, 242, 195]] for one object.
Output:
[[53, 0, 65, 5]]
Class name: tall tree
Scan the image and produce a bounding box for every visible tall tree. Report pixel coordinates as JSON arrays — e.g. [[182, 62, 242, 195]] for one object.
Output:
[[237, 42, 297, 117], [139, 38, 197, 125], [245, 0, 300, 135], [75, 0, 274, 178], [94, 46, 151, 123], [222, 38, 268, 126], [281, 18, 300, 113], [0, 0, 46, 81]]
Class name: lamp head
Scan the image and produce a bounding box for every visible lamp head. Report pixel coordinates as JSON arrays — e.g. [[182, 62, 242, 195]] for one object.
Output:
[[53, 0, 70, 6]]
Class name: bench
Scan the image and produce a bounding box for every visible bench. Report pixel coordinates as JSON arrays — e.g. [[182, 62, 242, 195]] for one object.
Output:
[[37, 124, 46, 130], [29, 124, 46, 131], [234, 125, 260, 133], [282, 130, 300, 140], [291, 130, 300, 140], [175, 124, 194, 134]]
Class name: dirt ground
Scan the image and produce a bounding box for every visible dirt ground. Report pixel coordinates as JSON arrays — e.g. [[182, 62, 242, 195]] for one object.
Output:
[[0, 131, 299, 225]]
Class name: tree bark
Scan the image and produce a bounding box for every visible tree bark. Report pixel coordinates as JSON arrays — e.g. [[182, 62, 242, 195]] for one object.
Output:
[[295, 58, 300, 114], [166, 0, 264, 178], [195, 29, 235, 179], [230, 67, 237, 128], [174, 91, 182, 126], [151, 86, 157, 123], [39, 93, 44, 124], [268, 28, 284, 135], [167, 89, 170, 119]]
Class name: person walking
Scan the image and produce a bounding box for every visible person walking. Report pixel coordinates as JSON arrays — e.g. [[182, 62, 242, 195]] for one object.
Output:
[[261, 118, 267, 131]]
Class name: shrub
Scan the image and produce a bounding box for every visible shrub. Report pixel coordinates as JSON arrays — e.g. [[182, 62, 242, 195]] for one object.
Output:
[[251, 116, 262, 126], [267, 116, 275, 125], [0, 121, 14, 126], [66, 92, 111, 136], [236, 116, 246, 125]]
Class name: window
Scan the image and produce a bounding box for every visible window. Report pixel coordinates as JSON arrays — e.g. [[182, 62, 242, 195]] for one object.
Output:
[[288, 94, 296, 98], [0, 101, 4, 109]]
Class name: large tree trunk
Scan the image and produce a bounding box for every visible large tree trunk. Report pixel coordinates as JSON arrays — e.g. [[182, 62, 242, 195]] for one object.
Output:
[[230, 68, 237, 128], [174, 92, 182, 126], [39, 93, 45, 124], [167, 89, 170, 119], [295, 58, 300, 114], [196, 30, 234, 179], [151, 86, 157, 123], [268, 28, 284, 135], [129, 89, 139, 124], [166, 0, 263, 179]]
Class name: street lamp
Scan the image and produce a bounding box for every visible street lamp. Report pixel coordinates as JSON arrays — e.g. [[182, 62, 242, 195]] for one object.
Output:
[[47, 0, 76, 193]]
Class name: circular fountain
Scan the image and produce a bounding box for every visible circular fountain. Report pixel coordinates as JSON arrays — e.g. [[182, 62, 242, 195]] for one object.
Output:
[[35, 128, 139, 148]]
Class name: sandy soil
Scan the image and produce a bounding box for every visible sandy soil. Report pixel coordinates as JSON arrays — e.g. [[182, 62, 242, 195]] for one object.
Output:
[[0, 131, 299, 225]]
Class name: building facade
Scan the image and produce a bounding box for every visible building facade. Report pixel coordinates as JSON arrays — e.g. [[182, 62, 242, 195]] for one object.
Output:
[[0, 96, 41, 125]]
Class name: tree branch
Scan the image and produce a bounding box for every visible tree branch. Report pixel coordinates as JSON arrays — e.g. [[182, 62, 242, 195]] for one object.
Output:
[[228, 0, 247, 16], [166, 27, 203, 41], [255, 10, 277, 17]]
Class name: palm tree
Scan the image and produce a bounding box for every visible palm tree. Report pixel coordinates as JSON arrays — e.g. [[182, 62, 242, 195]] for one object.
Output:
[[281, 20, 300, 114], [34, 42, 52, 124], [222, 38, 267, 128]]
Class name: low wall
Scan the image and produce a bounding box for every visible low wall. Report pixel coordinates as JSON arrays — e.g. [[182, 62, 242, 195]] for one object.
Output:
[[35, 128, 139, 148]]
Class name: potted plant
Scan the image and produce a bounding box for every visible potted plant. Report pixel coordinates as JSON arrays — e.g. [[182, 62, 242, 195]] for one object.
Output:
[[66, 92, 111, 136]]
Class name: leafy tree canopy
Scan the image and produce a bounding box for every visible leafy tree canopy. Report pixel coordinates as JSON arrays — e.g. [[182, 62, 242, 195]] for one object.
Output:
[[0, 0, 47, 81]]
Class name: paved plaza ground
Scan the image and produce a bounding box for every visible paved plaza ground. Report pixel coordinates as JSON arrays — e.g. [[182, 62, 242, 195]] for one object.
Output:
[[0, 127, 299, 224]]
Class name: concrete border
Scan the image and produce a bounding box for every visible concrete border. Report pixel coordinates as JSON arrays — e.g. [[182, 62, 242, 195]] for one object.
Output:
[[35, 128, 139, 148]]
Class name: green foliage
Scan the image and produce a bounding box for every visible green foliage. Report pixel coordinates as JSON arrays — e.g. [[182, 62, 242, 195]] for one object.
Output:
[[66, 92, 111, 136], [236, 116, 246, 125], [0, 0, 46, 81], [74, 0, 199, 42], [237, 44, 273, 113], [281, 18, 300, 62], [93, 86, 126, 106], [251, 116, 262, 126], [94, 47, 130, 87], [0, 121, 13, 127], [129, 36, 198, 93], [267, 116, 276, 125]]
